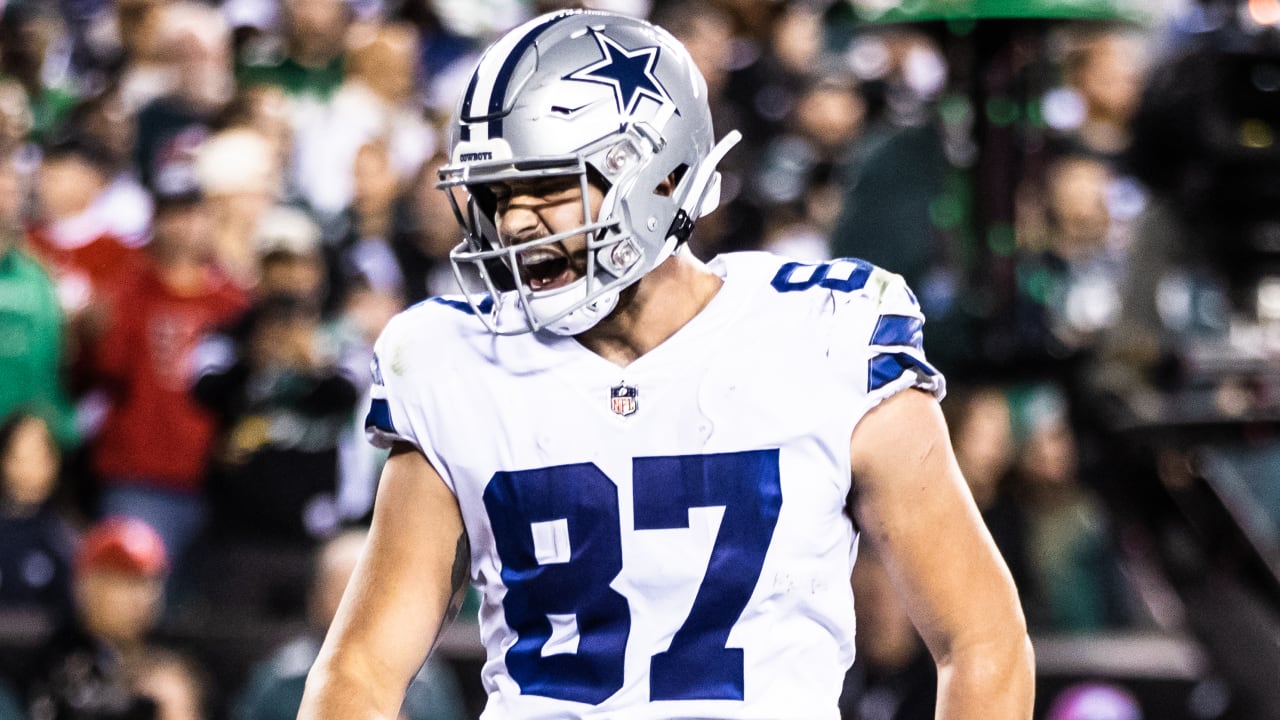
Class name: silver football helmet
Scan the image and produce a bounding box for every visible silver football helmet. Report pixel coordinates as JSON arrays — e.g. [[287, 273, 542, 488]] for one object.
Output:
[[437, 10, 740, 335]]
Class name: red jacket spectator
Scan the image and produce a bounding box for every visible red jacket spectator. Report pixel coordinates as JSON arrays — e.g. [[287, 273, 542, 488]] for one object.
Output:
[[25, 138, 148, 390], [91, 259, 245, 492], [24, 225, 143, 309], [26, 137, 146, 316]]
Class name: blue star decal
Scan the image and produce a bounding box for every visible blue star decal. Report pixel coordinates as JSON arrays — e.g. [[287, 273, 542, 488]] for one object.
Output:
[[565, 32, 671, 115]]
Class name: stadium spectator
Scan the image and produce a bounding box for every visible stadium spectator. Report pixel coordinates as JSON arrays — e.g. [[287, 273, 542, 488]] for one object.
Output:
[[828, 30, 957, 339], [946, 386, 1017, 510], [325, 139, 407, 314], [1048, 26, 1148, 159], [22, 516, 168, 719], [0, 4, 80, 143], [0, 411, 78, 652], [88, 177, 247, 577], [755, 70, 865, 260], [653, 1, 764, 255], [66, 85, 155, 247], [391, 0, 478, 119], [236, 0, 350, 103], [1016, 154, 1129, 357], [0, 77, 32, 160], [191, 202, 371, 613], [291, 21, 434, 222], [130, 647, 210, 720], [0, 157, 78, 448], [134, 3, 234, 194], [388, 153, 465, 305], [253, 205, 328, 302], [113, 0, 181, 113], [341, 21, 434, 179], [195, 127, 283, 291], [1008, 384, 1132, 633], [195, 292, 360, 549], [216, 85, 294, 202], [729, 1, 827, 144], [26, 135, 144, 352], [234, 530, 465, 720]]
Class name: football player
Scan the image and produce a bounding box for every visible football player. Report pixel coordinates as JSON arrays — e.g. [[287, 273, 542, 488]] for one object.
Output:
[[300, 10, 1033, 719]]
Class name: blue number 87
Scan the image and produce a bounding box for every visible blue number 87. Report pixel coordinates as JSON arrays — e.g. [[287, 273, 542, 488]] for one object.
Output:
[[482, 450, 783, 705]]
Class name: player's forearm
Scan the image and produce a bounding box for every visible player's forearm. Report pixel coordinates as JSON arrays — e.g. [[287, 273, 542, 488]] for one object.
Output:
[[297, 652, 404, 720], [934, 632, 1035, 719]]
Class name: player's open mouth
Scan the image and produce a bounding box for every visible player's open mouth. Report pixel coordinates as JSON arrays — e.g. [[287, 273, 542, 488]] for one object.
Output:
[[520, 249, 579, 291]]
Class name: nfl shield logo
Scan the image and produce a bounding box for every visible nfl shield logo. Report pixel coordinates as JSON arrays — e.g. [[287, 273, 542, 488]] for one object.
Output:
[[610, 384, 638, 416]]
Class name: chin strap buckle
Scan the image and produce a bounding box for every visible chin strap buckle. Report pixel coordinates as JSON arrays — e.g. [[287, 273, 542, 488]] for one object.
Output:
[[666, 209, 694, 246]]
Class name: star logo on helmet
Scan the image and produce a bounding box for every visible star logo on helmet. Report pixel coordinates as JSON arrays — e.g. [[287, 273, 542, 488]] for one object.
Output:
[[565, 32, 672, 116]]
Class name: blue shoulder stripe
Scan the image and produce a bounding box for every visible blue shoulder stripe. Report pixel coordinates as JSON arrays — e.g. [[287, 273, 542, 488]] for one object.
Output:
[[870, 314, 924, 350], [365, 398, 395, 434], [868, 352, 939, 393], [428, 295, 495, 315]]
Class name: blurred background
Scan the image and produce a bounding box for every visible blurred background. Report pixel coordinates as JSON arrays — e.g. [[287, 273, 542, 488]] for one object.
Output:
[[0, 0, 1278, 718]]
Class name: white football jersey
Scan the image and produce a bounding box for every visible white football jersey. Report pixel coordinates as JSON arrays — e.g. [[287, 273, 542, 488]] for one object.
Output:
[[367, 252, 944, 720]]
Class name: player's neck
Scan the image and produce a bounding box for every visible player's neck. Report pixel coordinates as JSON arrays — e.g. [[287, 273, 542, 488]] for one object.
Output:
[[575, 249, 722, 367]]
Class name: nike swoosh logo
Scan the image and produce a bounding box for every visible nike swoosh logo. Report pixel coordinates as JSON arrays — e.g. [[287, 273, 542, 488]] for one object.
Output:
[[550, 102, 593, 116]]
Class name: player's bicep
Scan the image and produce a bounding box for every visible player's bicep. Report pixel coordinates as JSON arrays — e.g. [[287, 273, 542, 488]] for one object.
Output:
[[849, 389, 1026, 665], [312, 443, 467, 709]]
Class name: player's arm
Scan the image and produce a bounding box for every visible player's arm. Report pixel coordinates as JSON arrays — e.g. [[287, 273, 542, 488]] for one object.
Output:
[[299, 443, 469, 720], [849, 388, 1034, 719]]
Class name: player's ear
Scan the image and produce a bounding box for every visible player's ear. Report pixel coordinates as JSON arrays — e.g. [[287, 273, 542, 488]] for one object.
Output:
[[654, 173, 678, 197]]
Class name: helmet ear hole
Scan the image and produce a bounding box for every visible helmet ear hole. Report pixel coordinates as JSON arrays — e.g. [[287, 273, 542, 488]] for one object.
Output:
[[655, 165, 688, 197], [585, 166, 612, 195]]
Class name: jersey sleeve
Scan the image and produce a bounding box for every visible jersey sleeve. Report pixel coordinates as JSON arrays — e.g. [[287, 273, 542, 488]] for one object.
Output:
[[831, 265, 946, 411], [364, 324, 415, 450], [363, 313, 453, 489]]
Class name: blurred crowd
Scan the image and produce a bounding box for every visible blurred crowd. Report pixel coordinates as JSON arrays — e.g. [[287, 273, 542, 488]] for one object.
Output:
[[0, 0, 1262, 718]]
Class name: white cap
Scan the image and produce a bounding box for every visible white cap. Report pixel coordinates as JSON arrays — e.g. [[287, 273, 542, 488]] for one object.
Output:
[[255, 205, 321, 256], [196, 128, 279, 197]]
